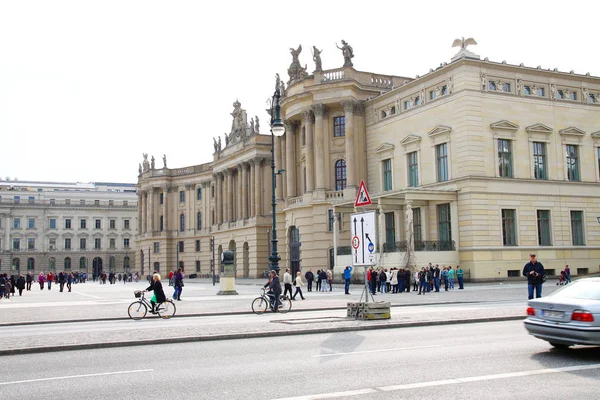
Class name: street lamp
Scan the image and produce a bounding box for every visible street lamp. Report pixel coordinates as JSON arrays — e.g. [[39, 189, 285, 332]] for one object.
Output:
[[269, 76, 286, 274]]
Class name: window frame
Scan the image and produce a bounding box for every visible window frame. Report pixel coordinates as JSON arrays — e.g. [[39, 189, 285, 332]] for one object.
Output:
[[501, 209, 517, 246], [497, 138, 513, 178], [413, 207, 422, 242], [382, 158, 393, 191], [333, 116, 346, 137], [570, 210, 585, 246], [435, 143, 449, 182], [179, 190, 185, 203], [536, 209, 552, 246], [532, 142, 547, 180], [384, 212, 396, 245], [408, 151, 419, 187], [565, 144, 580, 181], [437, 203, 452, 243], [334, 159, 347, 191]]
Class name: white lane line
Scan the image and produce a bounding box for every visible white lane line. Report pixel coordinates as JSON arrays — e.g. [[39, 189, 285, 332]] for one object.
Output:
[[72, 291, 104, 299], [272, 388, 377, 400], [0, 369, 153, 386], [313, 344, 442, 358], [379, 363, 600, 391]]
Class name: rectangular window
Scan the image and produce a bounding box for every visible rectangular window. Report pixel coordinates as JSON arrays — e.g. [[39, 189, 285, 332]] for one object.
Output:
[[13, 196, 20, 204], [28, 196, 35, 203], [80, 219, 87, 229], [408, 152, 419, 187], [333, 116, 345, 137], [403, 100, 409, 110], [436, 143, 449, 182], [109, 200, 114, 206], [382, 158, 392, 191], [533, 142, 547, 180], [197, 187, 202, 201], [124, 220, 130, 230], [197, 212, 202, 230], [178, 241, 184, 253], [50, 199, 56, 205], [109, 238, 116, 249], [109, 219, 116, 229], [537, 87, 545, 96], [80, 238, 86, 250], [153, 242, 160, 253], [64, 238, 71, 250], [537, 210, 552, 246], [524, 86, 531, 96], [413, 207, 422, 242], [123, 238, 130, 249], [501, 209, 517, 246], [488, 81, 496, 91], [570, 211, 584, 246], [195, 239, 201, 252], [94, 200, 100, 206], [13, 218, 20, 229], [437, 204, 452, 243], [28, 218, 35, 229], [95, 219, 101, 229], [80, 199, 86, 206], [498, 139, 513, 178], [49, 218, 56, 229], [28, 238, 35, 250], [65, 219, 72, 229], [159, 193, 164, 205], [179, 191, 185, 203], [328, 210, 334, 232], [49, 238, 56, 249], [13, 238, 20, 250], [566, 145, 580, 181], [385, 212, 395, 245], [503, 83, 511, 92], [195, 260, 201, 272], [94, 238, 101, 249]]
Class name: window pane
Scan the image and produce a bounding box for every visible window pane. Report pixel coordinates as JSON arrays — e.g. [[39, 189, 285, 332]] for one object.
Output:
[[566, 145, 580, 181], [408, 152, 419, 187], [533, 142, 547, 180], [437, 204, 452, 242], [537, 210, 552, 246], [436, 143, 448, 182], [570, 211, 584, 246], [413, 208, 422, 242], [333, 117, 345, 137], [335, 160, 347, 190], [498, 139, 513, 178], [383, 159, 392, 191], [385, 212, 395, 244], [502, 209, 516, 246]]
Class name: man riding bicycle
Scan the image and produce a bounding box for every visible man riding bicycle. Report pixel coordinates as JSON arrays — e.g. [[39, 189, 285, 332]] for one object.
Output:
[[263, 270, 282, 312]]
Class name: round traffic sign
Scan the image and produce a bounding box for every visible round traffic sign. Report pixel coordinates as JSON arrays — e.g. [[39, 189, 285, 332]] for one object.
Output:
[[368, 243, 374, 253], [351, 236, 360, 249]]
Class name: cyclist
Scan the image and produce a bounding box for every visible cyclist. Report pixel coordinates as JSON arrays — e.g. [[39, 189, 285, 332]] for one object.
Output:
[[146, 273, 166, 313], [263, 270, 281, 312]]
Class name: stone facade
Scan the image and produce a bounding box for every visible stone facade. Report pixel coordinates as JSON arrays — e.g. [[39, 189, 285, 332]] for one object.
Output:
[[137, 45, 600, 280], [0, 181, 138, 276]]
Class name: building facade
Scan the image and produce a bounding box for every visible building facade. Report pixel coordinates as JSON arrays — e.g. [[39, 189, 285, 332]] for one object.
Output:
[[0, 180, 138, 276], [137, 42, 600, 280]]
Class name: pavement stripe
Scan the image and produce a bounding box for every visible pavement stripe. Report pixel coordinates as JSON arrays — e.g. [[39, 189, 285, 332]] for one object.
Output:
[[272, 388, 377, 400], [0, 369, 153, 386], [313, 344, 442, 357]]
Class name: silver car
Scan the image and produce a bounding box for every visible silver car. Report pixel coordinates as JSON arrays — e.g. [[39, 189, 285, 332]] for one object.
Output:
[[524, 277, 600, 348]]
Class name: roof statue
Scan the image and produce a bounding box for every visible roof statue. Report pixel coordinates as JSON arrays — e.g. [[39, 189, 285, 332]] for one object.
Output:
[[287, 44, 308, 85], [312, 46, 323, 72], [162, 154, 167, 168], [451, 37, 480, 62], [223, 99, 257, 148], [150, 156, 155, 170], [142, 153, 150, 172], [336, 40, 354, 67]]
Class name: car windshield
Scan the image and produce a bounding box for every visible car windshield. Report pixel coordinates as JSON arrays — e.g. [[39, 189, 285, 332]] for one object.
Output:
[[550, 281, 600, 301]]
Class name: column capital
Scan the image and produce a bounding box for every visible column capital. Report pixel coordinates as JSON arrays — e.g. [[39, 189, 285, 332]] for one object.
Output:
[[311, 103, 327, 117], [353, 102, 365, 115], [284, 120, 298, 133], [302, 109, 314, 123], [185, 183, 194, 190], [341, 101, 356, 114], [252, 157, 264, 166], [222, 169, 233, 177]]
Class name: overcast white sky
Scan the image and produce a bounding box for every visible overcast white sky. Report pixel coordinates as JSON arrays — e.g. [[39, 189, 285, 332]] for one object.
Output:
[[1, 0, 598, 184]]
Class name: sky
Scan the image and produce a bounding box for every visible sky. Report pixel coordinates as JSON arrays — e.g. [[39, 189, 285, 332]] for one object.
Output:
[[1, 0, 598, 184]]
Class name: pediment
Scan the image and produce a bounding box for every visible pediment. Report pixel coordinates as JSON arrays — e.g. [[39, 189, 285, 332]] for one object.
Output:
[[92, 232, 104, 238], [107, 232, 119, 238], [559, 126, 585, 136], [400, 134, 422, 145], [591, 131, 600, 138], [427, 125, 452, 137], [376, 143, 395, 153], [63, 233, 74, 238], [490, 120, 519, 131], [525, 123, 553, 134], [77, 232, 90, 238], [47, 232, 59, 238]]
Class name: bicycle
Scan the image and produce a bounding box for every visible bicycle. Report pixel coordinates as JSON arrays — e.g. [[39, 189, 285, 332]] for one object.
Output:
[[251, 287, 292, 314], [128, 290, 176, 320]]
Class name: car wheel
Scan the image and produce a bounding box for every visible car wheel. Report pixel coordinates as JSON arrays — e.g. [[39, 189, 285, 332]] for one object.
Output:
[[549, 342, 570, 350]]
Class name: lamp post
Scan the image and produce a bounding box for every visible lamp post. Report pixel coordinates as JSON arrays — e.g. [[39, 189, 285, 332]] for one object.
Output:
[[269, 77, 286, 274]]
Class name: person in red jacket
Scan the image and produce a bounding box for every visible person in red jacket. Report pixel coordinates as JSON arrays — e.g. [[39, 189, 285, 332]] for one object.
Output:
[[168, 270, 174, 286], [47, 272, 54, 290]]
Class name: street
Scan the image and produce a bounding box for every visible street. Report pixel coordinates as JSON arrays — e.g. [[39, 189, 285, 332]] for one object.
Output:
[[1, 320, 599, 400]]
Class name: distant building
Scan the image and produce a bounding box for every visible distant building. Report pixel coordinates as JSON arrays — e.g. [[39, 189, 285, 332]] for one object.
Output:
[[0, 180, 138, 276]]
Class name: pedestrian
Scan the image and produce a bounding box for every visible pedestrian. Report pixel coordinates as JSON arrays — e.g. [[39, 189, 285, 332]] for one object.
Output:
[[434, 265, 441, 292], [418, 268, 427, 295], [4, 276, 11, 299], [16, 274, 25, 296], [38, 272, 46, 290], [58, 271, 66, 292], [292, 272, 305, 300], [456, 265, 464, 289], [564, 264, 571, 284], [523, 253, 544, 300], [146, 273, 166, 313], [10, 275, 16, 296], [168, 270, 174, 286], [320, 270, 328, 292], [283, 268, 293, 299], [47, 271, 53, 290], [67, 273, 73, 292], [326, 269, 333, 291], [343, 266, 353, 295], [412, 270, 419, 291], [315, 270, 322, 292], [26, 272, 32, 291], [263, 270, 282, 312], [370, 268, 377, 295], [173, 268, 184, 301], [404, 269, 411, 293], [305, 269, 314, 292], [448, 266, 455, 289], [0, 274, 5, 299], [442, 267, 449, 291], [379, 269, 387, 293]]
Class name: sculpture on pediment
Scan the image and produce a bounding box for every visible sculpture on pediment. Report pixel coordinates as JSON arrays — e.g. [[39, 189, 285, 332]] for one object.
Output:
[[336, 40, 354, 67], [287, 45, 308, 85], [213, 137, 218, 153], [162, 154, 167, 168], [250, 118, 255, 134], [312, 46, 323, 72], [150, 156, 155, 170], [224, 133, 229, 145], [218, 136, 222, 150], [227, 99, 248, 145], [255, 116, 260, 134], [142, 153, 150, 172], [138, 163, 142, 176]]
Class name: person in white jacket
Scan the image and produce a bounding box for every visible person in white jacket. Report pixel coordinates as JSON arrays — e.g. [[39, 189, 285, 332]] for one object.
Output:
[[391, 269, 398, 293], [292, 271, 305, 300], [283, 269, 293, 299]]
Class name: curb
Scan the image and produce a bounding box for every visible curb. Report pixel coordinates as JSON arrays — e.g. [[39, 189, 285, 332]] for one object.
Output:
[[0, 315, 525, 357], [0, 300, 512, 328]]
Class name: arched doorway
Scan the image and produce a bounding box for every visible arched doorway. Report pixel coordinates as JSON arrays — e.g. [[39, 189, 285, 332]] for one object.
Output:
[[48, 257, 56, 271], [228, 240, 236, 276], [243, 242, 249, 278], [27, 257, 35, 271], [93, 257, 103, 277], [79, 257, 87, 270], [123, 256, 130, 273], [289, 226, 301, 277], [109, 256, 116, 272], [64, 257, 72, 270], [12, 257, 20, 272]]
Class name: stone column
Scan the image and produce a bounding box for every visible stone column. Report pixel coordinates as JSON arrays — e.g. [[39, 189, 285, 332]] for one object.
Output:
[[280, 134, 287, 199], [249, 162, 255, 217], [377, 202, 385, 255], [142, 191, 148, 234], [214, 174, 222, 225], [242, 163, 249, 219], [285, 122, 296, 198], [137, 193, 143, 234], [237, 165, 243, 220], [312, 104, 327, 190], [4, 214, 10, 251], [275, 137, 283, 201], [332, 207, 339, 268], [354, 103, 366, 186], [226, 170, 233, 222], [303, 110, 315, 192], [163, 186, 169, 233], [186, 184, 194, 230], [342, 101, 356, 188], [254, 158, 262, 216]]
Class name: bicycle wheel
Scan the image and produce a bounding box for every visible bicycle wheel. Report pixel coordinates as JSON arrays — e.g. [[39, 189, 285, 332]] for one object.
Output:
[[251, 297, 268, 314], [278, 296, 292, 314], [157, 300, 176, 319], [128, 301, 147, 320]]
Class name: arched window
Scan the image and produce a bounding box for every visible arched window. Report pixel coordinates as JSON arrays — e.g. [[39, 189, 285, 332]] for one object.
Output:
[[153, 261, 160, 272], [79, 257, 87, 269], [27, 257, 35, 270], [64, 257, 72, 270], [160, 215, 164, 232], [197, 212, 202, 230], [109, 256, 116, 271], [13, 258, 20, 270], [180, 214, 185, 232], [195, 260, 201, 272], [124, 256, 130, 270], [335, 159, 347, 191], [49, 257, 56, 270]]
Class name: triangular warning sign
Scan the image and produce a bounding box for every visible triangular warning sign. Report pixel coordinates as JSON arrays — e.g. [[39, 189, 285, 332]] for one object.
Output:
[[354, 180, 372, 207]]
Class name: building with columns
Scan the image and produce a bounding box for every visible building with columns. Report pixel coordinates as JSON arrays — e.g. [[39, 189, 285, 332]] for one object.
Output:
[[137, 41, 600, 280], [0, 180, 137, 276]]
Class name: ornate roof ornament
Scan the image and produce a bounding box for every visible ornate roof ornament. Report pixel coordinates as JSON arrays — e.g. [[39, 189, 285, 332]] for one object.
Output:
[[287, 45, 308, 85], [451, 37, 480, 61]]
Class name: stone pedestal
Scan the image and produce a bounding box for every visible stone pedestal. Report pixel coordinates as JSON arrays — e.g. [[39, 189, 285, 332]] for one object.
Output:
[[217, 263, 238, 295]]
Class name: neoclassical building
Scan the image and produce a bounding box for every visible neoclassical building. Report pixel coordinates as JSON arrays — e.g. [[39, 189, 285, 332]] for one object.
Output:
[[0, 181, 138, 275], [137, 41, 600, 280]]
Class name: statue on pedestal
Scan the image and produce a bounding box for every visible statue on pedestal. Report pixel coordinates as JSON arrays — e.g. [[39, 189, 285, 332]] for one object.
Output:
[[142, 153, 150, 172], [312, 46, 323, 72], [255, 116, 260, 134], [336, 40, 354, 67], [287, 44, 308, 84], [138, 163, 142, 176], [150, 156, 155, 170], [162, 154, 167, 168]]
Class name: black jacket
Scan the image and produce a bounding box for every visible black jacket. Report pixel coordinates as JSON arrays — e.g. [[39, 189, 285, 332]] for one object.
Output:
[[264, 275, 282, 294], [305, 271, 314, 281], [146, 280, 167, 303], [523, 261, 545, 284], [16, 277, 25, 290]]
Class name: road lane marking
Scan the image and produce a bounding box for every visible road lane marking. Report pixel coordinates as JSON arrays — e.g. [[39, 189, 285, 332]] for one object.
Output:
[[0, 369, 153, 386], [272, 388, 377, 400], [72, 291, 104, 299], [313, 344, 442, 357], [379, 363, 600, 391]]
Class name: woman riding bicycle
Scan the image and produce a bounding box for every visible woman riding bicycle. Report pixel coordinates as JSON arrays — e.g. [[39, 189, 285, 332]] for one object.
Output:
[[146, 273, 166, 313], [263, 270, 281, 312]]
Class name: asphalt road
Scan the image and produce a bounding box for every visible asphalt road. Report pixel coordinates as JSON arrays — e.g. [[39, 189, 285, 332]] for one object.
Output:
[[1, 320, 598, 400]]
